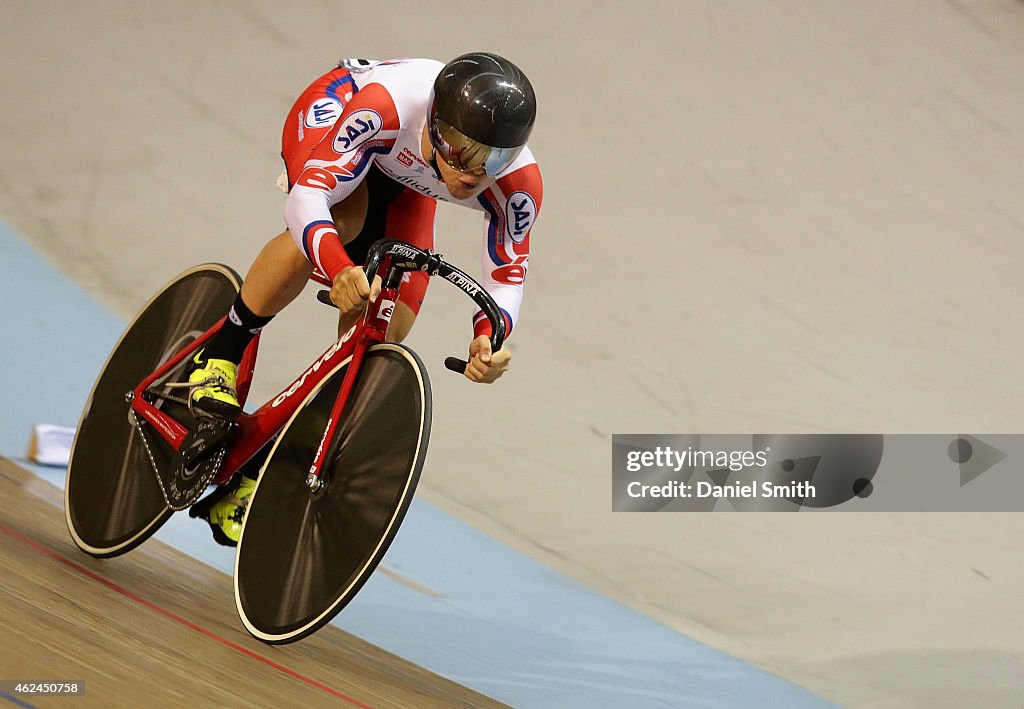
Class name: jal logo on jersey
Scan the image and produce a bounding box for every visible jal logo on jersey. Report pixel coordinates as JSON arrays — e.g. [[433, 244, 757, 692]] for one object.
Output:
[[505, 191, 537, 243], [304, 98, 343, 129], [333, 110, 382, 154]]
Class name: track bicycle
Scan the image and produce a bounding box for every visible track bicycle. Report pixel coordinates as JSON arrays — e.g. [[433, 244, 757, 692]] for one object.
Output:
[[64, 239, 505, 643]]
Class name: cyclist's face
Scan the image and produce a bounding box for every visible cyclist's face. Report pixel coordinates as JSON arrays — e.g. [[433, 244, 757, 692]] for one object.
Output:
[[435, 156, 488, 199], [421, 124, 489, 200]]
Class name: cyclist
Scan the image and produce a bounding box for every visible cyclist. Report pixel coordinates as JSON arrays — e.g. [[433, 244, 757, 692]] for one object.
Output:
[[189, 53, 543, 545]]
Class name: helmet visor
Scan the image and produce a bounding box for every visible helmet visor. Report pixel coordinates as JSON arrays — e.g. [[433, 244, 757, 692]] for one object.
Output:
[[429, 117, 523, 177]]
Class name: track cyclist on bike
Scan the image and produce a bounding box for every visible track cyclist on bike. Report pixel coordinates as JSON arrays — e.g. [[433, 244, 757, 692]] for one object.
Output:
[[188, 53, 543, 545]]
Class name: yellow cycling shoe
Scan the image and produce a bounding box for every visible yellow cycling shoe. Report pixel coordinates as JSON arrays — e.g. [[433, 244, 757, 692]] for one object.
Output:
[[189, 350, 241, 420], [192, 475, 257, 547]]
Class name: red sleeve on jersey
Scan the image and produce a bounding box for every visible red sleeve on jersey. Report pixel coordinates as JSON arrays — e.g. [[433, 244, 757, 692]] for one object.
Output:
[[471, 162, 542, 341], [472, 310, 514, 340]]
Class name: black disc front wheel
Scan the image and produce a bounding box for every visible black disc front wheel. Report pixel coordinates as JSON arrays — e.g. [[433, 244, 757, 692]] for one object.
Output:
[[234, 343, 432, 644], [65, 264, 241, 557]]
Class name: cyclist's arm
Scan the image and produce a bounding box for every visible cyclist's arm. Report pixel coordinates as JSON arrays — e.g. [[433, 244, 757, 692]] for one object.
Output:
[[473, 162, 543, 342], [284, 83, 400, 280]]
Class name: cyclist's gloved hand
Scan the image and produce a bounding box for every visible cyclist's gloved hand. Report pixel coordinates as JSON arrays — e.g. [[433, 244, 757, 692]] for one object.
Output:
[[465, 335, 511, 384], [331, 266, 379, 317]]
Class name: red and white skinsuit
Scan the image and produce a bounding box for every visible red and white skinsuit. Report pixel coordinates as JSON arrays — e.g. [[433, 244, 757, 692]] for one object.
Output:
[[281, 58, 543, 341]]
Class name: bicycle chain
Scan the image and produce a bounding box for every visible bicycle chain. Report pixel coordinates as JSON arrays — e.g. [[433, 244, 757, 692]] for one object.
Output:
[[147, 389, 192, 407], [146, 374, 219, 409], [130, 409, 226, 511], [130, 410, 163, 490]]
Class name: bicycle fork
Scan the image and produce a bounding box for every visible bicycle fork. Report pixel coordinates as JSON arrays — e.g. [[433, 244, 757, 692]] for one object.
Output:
[[305, 280, 399, 492]]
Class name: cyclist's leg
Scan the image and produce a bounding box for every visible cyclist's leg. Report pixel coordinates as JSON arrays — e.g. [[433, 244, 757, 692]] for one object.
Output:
[[238, 232, 311, 315]]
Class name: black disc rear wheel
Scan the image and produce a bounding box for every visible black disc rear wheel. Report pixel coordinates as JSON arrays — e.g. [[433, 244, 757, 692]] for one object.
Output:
[[234, 343, 431, 644], [65, 264, 241, 557]]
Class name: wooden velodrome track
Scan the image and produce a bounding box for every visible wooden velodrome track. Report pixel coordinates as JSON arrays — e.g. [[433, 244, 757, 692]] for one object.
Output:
[[0, 457, 505, 708]]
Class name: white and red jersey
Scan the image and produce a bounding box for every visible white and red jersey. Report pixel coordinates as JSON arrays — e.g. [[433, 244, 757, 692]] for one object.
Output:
[[284, 58, 543, 339]]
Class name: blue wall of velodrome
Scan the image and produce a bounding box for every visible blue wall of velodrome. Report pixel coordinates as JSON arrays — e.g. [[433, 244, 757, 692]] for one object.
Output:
[[0, 219, 834, 708]]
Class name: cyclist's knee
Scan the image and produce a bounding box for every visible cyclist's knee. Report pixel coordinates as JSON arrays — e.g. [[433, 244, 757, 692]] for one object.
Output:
[[273, 230, 312, 266]]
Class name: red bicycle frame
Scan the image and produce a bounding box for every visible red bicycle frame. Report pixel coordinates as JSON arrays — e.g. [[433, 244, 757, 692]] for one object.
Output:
[[127, 254, 401, 487], [126, 238, 506, 493]]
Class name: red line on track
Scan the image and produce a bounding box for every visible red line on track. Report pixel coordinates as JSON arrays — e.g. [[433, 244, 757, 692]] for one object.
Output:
[[0, 522, 374, 709]]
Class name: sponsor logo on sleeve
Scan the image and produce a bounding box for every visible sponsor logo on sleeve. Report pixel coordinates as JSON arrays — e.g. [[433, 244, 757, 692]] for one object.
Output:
[[297, 167, 338, 191], [505, 191, 537, 243], [493, 255, 528, 285], [304, 98, 344, 129], [333, 110, 382, 154]]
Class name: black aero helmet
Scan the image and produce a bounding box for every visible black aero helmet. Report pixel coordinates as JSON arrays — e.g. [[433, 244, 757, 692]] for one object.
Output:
[[429, 52, 536, 176]]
